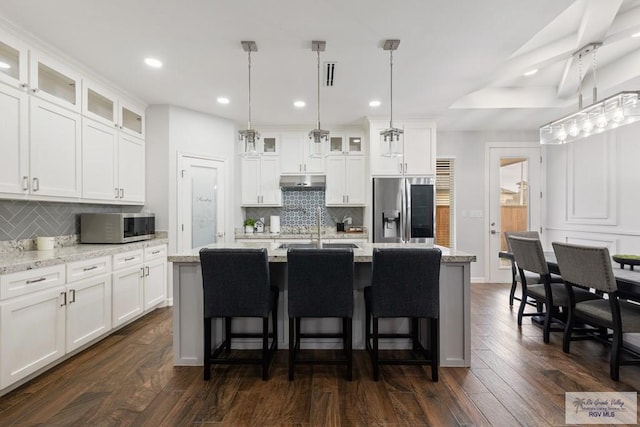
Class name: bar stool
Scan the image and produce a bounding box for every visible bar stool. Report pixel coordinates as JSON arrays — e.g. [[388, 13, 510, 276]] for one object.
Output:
[[199, 248, 279, 381], [364, 248, 441, 381], [287, 248, 354, 381]]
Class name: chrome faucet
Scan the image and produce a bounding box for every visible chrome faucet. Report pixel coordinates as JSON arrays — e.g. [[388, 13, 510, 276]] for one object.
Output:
[[316, 206, 322, 248]]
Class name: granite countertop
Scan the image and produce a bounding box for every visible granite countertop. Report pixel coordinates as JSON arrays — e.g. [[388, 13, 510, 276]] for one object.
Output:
[[169, 242, 475, 264], [0, 238, 169, 275], [235, 231, 369, 240]]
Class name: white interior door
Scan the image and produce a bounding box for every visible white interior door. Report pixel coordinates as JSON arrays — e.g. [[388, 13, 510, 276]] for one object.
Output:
[[487, 146, 541, 283], [177, 155, 226, 252]]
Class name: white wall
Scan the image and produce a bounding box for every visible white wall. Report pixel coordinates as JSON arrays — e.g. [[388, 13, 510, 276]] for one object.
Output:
[[545, 120, 640, 255], [437, 130, 538, 282], [145, 105, 170, 231]]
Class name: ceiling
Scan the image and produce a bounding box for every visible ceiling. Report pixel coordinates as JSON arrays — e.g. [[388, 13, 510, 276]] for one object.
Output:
[[0, 0, 639, 131]]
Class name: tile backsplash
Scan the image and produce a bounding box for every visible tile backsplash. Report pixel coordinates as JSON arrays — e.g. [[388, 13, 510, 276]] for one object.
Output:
[[0, 200, 140, 241], [245, 189, 363, 229]]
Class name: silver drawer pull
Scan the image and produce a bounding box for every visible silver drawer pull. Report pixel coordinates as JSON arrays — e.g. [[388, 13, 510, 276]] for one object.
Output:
[[26, 277, 47, 284], [124, 257, 135, 261], [83, 265, 98, 271], [152, 250, 161, 254]]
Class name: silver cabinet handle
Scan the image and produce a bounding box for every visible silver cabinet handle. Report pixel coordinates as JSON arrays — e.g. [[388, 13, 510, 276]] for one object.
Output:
[[60, 291, 67, 307], [257, 195, 260, 204], [120, 188, 124, 199], [32, 177, 39, 192], [83, 265, 98, 271], [69, 289, 76, 304], [139, 267, 145, 278], [20, 83, 29, 89], [115, 187, 119, 199], [124, 257, 135, 261], [152, 250, 161, 255], [145, 266, 150, 277], [22, 176, 29, 191], [31, 88, 39, 93], [26, 277, 46, 284]]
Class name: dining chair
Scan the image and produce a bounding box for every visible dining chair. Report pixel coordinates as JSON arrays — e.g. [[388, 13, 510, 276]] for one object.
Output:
[[199, 248, 279, 381], [287, 248, 354, 381], [552, 242, 640, 381], [364, 248, 441, 381], [508, 236, 600, 343]]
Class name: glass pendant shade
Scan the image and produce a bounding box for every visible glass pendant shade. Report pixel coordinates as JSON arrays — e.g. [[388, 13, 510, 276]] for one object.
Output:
[[380, 40, 403, 157], [308, 41, 329, 158], [540, 91, 640, 144]]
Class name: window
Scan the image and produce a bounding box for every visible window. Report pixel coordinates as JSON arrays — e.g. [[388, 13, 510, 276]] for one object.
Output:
[[436, 159, 454, 248]]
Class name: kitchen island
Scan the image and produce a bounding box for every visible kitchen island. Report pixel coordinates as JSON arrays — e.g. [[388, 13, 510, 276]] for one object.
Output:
[[169, 242, 475, 367]]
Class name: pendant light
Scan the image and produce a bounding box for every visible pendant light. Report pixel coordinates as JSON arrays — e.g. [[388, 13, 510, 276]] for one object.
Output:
[[308, 40, 329, 158], [380, 39, 403, 157], [238, 40, 260, 157], [540, 42, 640, 145]]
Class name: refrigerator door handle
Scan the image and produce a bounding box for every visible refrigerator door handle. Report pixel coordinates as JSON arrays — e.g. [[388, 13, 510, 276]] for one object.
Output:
[[404, 179, 411, 242]]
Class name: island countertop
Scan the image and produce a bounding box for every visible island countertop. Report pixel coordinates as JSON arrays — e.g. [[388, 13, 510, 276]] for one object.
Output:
[[168, 242, 475, 264]]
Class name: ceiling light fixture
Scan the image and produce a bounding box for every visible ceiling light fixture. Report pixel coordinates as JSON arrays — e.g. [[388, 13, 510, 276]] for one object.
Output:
[[369, 100, 381, 107], [380, 39, 403, 157], [294, 100, 306, 108], [523, 68, 538, 77], [144, 57, 163, 68], [540, 43, 640, 145], [238, 40, 260, 157], [217, 97, 230, 104], [308, 41, 329, 157]]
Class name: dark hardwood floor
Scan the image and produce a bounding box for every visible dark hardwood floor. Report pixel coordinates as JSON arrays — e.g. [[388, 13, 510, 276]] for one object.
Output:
[[1, 283, 639, 426]]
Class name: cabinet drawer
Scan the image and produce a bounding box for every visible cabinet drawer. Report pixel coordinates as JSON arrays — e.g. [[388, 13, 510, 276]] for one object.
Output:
[[112, 249, 143, 271], [66, 256, 111, 283], [0, 264, 66, 300], [144, 245, 167, 261]]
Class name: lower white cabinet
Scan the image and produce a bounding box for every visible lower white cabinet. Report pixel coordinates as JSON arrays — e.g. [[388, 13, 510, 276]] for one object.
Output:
[[65, 274, 112, 352], [143, 245, 167, 310], [112, 259, 144, 328], [0, 285, 66, 388]]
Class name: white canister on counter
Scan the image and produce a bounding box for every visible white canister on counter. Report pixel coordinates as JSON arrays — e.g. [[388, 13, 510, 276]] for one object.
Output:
[[270, 216, 280, 234], [37, 236, 55, 251]]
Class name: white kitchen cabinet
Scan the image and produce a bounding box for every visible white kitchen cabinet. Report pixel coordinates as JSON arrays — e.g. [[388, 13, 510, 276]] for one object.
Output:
[[117, 133, 145, 203], [118, 99, 145, 139], [111, 250, 144, 328], [0, 29, 28, 89], [143, 245, 167, 311], [0, 83, 28, 196], [29, 97, 82, 198], [328, 134, 363, 155], [28, 50, 81, 113], [280, 132, 325, 174], [65, 273, 112, 352], [325, 156, 365, 206], [369, 120, 436, 176], [241, 155, 281, 206]]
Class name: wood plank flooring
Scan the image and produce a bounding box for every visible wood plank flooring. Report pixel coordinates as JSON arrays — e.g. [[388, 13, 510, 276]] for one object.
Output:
[[1, 283, 639, 426]]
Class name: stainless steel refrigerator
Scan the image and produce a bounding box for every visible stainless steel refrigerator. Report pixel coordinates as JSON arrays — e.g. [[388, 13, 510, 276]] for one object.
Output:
[[372, 177, 435, 243]]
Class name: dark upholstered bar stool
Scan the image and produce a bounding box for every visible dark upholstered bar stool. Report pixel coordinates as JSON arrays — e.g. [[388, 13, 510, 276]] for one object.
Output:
[[287, 248, 354, 381], [364, 248, 441, 382], [199, 248, 279, 381], [553, 242, 640, 381], [504, 230, 542, 306]]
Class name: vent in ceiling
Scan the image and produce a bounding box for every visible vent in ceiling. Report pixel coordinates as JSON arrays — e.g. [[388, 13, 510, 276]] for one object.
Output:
[[324, 62, 336, 87]]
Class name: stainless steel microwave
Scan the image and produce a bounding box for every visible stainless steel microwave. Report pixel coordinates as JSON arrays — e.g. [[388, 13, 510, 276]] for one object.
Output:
[[80, 213, 155, 244]]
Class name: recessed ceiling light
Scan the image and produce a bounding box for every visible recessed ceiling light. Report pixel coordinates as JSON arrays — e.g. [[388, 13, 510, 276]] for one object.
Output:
[[523, 68, 538, 76], [293, 100, 306, 108], [369, 100, 381, 107], [633, 32, 640, 38], [144, 57, 163, 68], [0, 61, 10, 69], [217, 97, 230, 105]]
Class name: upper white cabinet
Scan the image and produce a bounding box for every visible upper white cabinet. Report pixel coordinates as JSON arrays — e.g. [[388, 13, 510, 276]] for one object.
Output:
[[0, 29, 28, 89], [29, 97, 82, 198], [117, 133, 145, 203], [280, 132, 325, 174], [240, 155, 281, 206], [0, 83, 28, 195], [369, 120, 436, 176], [325, 155, 366, 206], [28, 50, 81, 113], [327, 134, 363, 155]]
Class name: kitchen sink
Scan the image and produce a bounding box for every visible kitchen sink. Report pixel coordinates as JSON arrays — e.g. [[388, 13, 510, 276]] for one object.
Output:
[[277, 242, 360, 249]]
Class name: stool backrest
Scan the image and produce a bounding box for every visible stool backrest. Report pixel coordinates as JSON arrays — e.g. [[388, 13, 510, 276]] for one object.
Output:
[[199, 248, 271, 318], [504, 230, 539, 252], [370, 248, 441, 318], [287, 248, 354, 318], [508, 236, 548, 275], [552, 242, 617, 293]]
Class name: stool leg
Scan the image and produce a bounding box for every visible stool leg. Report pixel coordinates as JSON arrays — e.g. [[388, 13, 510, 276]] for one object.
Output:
[[430, 318, 439, 382], [365, 304, 371, 352], [411, 318, 419, 352], [372, 317, 380, 381], [346, 317, 353, 381], [272, 303, 278, 350], [288, 318, 295, 381], [225, 317, 232, 351], [204, 317, 211, 381], [262, 317, 269, 381]]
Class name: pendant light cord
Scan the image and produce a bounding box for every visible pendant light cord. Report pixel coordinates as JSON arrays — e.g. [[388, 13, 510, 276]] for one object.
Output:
[[247, 50, 252, 130], [389, 49, 394, 129], [317, 49, 321, 129]]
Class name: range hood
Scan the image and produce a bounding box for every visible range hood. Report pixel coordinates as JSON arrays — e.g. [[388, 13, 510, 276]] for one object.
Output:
[[280, 175, 326, 190]]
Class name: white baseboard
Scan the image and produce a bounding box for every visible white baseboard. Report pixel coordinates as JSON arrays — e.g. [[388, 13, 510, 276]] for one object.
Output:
[[471, 276, 486, 283]]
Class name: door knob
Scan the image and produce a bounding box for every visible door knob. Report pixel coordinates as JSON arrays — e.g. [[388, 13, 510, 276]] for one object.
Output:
[[490, 230, 500, 235]]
